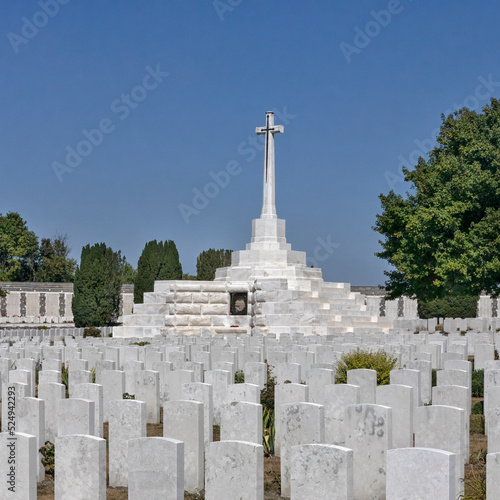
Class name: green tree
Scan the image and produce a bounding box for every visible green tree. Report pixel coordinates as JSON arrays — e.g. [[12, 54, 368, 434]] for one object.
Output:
[[196, 248, 232, 280], [119, 256, 136, 284], [72, 243, 122, 327], [134, 240, 182, 303], [0, 212, 39, 281], [0, 287, 6, 298], [418, 293, 478, 320], [36, 234, 76, 282], [375, 99, 500, 301]]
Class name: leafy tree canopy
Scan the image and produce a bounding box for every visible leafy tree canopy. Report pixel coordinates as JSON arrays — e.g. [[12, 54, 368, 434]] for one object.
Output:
[[36, 234, 76, 282], [0, 212, 39, 281], [196, 248, 232, 281], [375, 99, 500, 301]]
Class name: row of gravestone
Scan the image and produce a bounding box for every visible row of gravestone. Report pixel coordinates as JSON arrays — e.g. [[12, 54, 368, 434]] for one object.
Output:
[[0, 327, 113, 338], [1, 396, 500, 499], [0, 331, 500, 498]]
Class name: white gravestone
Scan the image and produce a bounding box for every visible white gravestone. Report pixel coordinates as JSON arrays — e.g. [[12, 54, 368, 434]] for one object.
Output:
[[345, 403, 392, 500], [55, 434, 106, 500], [128, 437, 184, 500], [108, 399, 146, 487], [386, 447, 455, 500], [163, 400, 204, 494], [324, 383, 360, 446], [280, 402, 324, 498], [205, 440, 264, 500], [291, 444, 353, 500]]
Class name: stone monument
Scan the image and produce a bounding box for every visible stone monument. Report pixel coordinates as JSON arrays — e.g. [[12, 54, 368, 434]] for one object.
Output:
[[115, 112, 393, 338]]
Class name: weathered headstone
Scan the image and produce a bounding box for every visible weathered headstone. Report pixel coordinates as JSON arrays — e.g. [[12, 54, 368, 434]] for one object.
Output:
[[205, 440, 263, 500], [414, 405, 465, 494], [181, 382, 213, 446], [347, 369, 376, 404], [55, 434, 106, 500], [57, 398, 95, 437], [376, 384, 413, 448], [221, 401, 263, 446], [324, 383, 360, 446], [0, 431, 37, 500], [345, 403, 392, 500], [280, 402, 324, 497], [108, 399, 146, 487], [291, 444, 353, 500], [163, 400, 204, 493], [386, 447, 455, 500], [128, 437, 184, 500]]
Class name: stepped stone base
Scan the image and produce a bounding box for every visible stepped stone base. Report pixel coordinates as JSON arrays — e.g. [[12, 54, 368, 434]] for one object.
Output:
[[117, 217, 396, 338]]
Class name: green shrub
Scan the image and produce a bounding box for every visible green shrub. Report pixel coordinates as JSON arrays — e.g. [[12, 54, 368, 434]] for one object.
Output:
[[123, 392, 135, 399], [260, 363, 276, 413], [37, 325, 49, 330], [84, 326, 101, 338], [472, 370, 484, 397], [39, 441, 55, 477], [470, 414, 485, 434], [335, 349, 397, 385], [260, 363, 276, 456], [263, 407, 275, 457], [234, 370, 245, 384], [60, 363, 69, 397], [130, 341, 150, 346], [471, 401, 484, 415]]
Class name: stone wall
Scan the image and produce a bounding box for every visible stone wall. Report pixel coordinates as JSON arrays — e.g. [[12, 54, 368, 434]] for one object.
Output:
[[351, 287, 419, 320], [0, 282, 134, 325]]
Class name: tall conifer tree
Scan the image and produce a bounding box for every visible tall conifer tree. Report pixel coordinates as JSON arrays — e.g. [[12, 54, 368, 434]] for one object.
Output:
[[134, 240, 183, 303], [72, 243, 122, 327]]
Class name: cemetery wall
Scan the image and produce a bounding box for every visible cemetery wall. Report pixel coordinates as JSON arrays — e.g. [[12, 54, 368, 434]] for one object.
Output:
[[0, 283, 134, 325]]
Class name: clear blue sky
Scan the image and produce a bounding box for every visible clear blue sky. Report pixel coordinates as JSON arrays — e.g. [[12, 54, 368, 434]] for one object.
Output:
[[2, 1, 500, 285]]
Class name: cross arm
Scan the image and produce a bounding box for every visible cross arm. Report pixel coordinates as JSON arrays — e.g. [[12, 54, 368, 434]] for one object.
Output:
[[255, 125, 284, 135]]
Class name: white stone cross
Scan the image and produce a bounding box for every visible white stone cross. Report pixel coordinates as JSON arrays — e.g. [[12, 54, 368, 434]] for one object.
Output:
[[256, 111, 284, 219]]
